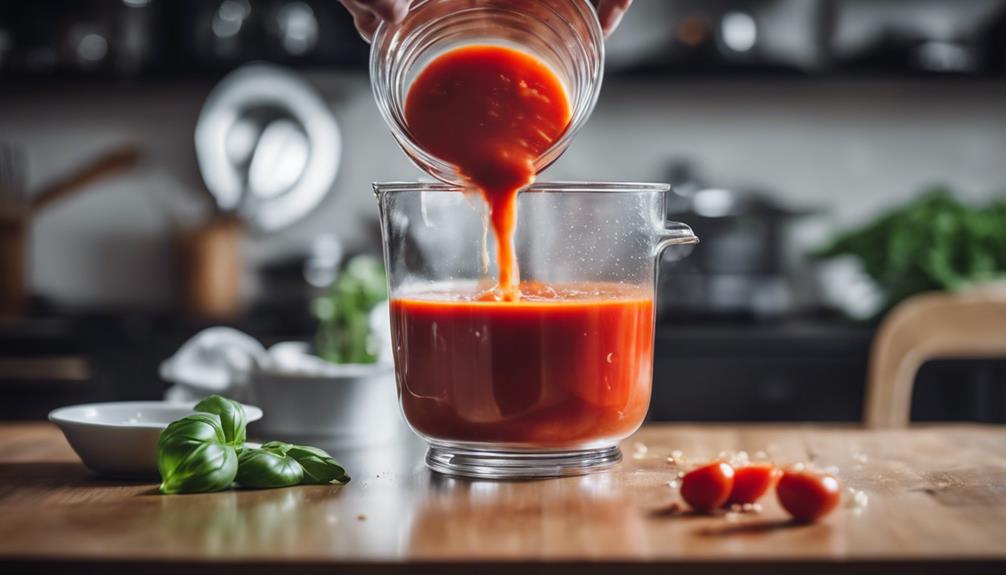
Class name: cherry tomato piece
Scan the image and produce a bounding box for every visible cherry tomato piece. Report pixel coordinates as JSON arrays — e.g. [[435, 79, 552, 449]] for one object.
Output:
[[725, 463, 777, 506], [776, 470, 841, 522], [680, 462, 735, 512]]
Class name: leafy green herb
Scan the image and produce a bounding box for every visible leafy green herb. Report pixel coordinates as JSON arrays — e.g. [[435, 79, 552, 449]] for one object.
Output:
[[157, 413, 238, 494], [156, 397, 351, 494], [261, 440, 294, 455], [287, 444, 350, 485], [312, 255, 388, 364], [194, 395, 247, 446], [235, 447, 304, 488], [815, 187, 1006, 312]]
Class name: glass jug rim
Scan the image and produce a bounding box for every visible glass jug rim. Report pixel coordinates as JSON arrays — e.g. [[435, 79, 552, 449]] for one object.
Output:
[[373, 181, 672, 196]]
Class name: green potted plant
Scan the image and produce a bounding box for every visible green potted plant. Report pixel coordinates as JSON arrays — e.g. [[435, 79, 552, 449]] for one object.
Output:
[[814, 187, 1006, 319], [249, 256, 399, 446]]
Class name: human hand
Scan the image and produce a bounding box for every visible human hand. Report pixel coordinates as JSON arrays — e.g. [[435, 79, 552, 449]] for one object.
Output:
[[340, 0, 633, 42], [338, 0, 409, 41], [595, 0, 632, 37]]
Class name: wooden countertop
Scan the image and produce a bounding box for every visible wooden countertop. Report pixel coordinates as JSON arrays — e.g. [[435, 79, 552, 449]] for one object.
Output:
[[1, 422, 1005, 574]]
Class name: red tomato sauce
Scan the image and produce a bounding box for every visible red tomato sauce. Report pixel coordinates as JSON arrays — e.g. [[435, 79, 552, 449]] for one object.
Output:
[[404, 45, 572, 299], [390, 284, 654, 445]]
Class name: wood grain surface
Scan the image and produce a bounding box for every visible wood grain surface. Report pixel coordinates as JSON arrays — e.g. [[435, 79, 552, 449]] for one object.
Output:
[[1, 422, 1004, 574]]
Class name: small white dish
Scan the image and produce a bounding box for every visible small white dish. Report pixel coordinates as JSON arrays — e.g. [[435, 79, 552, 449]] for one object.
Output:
[[49, 401, 263, 477], [251, 360, 400, 448]]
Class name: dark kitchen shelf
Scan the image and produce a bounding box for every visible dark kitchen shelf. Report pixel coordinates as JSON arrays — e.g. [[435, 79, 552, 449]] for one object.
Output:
[[655, 320, 873, 358], [652, 320, 1006, 424]]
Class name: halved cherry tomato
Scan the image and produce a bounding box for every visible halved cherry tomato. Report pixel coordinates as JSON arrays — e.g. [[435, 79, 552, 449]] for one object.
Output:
[[680, 462, 734, 512], [776, 470, 841, 522], [725, 463, 777, 506]]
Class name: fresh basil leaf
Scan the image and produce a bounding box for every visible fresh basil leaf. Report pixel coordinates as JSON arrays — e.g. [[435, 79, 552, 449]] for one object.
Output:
[[159, 442, 238, 494], [158, 413, 226, 477], [261, 440, 293, 456], [194, 395, 247, 446], [287, 444, 350, 485], [157, 413, 238, 494], [235, 448, 303, 489]]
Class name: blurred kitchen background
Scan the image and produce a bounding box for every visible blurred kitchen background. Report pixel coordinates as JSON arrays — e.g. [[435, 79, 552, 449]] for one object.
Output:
[[2, 0, 1005, 423]]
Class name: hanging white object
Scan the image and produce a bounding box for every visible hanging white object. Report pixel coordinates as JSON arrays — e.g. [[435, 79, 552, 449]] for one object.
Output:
[[195, 63, 341, 232]]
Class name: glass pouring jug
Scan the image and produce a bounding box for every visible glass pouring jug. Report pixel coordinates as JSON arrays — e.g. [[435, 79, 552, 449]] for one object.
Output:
[[375, 182, 698, 478], [370, 0, 604, 187]]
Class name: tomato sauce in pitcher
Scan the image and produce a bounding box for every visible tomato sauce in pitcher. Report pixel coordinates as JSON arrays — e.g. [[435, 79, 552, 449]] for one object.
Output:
[[390, 283, 654, 445]]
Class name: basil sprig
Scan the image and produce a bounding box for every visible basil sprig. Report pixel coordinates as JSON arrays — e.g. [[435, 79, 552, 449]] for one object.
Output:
[[287, 444, 350, 485], [261, 440, 294, 455], [156, 395, 350, 494], [261, 441, 349, 484], [194, 395, 247, 446], [236, 447, 303, 488], [157, 413, 238, 494]]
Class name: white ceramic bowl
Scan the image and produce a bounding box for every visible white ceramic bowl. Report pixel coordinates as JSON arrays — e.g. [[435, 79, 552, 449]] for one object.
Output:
[[251, 364, 400, 448], [49, 401, 263, 477]]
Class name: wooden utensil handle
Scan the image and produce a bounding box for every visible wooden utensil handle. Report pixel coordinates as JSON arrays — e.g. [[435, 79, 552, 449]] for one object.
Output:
[[0, 216, 27, 317], [175, 216, 243, 319], [31, 146, 142, 214]]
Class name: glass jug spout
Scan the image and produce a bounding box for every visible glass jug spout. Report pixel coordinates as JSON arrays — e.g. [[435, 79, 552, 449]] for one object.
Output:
[[655, 220, 699, 257]]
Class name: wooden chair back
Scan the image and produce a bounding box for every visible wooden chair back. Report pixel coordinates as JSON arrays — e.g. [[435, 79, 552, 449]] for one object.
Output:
[[864, 285, 1006, 428]]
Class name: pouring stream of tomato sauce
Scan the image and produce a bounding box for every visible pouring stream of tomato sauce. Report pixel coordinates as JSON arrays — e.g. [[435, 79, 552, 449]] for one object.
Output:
[[404, 44, 572, 300]]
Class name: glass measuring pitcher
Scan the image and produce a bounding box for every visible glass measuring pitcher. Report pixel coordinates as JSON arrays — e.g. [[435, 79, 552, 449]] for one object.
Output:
[[376, 182, 698, 479]]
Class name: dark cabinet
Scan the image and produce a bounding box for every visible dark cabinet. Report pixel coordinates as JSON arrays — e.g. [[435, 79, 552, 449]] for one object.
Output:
[[650, 322, 1006, 423]]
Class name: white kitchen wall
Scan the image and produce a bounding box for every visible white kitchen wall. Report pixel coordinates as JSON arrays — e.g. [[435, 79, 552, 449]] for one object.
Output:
[[2, 74, 1005, 308]]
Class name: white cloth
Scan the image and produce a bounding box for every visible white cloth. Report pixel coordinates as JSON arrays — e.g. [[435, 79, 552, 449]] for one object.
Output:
[[161, 303, 393, 402]]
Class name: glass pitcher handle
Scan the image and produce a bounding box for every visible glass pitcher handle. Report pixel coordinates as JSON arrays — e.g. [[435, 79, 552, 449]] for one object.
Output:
[[655, 220, 699, 256]]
